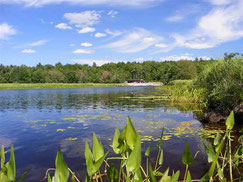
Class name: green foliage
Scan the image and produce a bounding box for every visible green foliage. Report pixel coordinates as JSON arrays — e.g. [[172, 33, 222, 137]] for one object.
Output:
[[0, 59, 213, 84], [0, 145, 26, 182], [182, 142, 193, 165], [195, 58, 243, 113]]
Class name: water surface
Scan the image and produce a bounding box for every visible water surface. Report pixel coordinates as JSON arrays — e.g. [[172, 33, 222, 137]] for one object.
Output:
[[0, 87, 209, 181]]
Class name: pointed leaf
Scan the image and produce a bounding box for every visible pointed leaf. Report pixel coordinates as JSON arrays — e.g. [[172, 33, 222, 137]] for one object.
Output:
[[133, 169, 142, 182], [126, 136, 141, 172], [93, 152, 108, 174], [145, 143, 151, 157], [149, 163, 157, 182], [93, 133, 104, 162], [54, 149, 69, 182], [171, 171, 180, 182], [125, 117, 138, 150], [208, 139, 224, 178], [1, 145, 5, 169], [159, 168, 170, 182], [214, 133, 221, 146], [112, 129, 120, 154], [182, 142, 193, 165], [186, 171, 191, 182], [7, 144, 16, 181], [85, 142, 94, 176], [226, 111, 234, 130], [159, 149, 163, 166]]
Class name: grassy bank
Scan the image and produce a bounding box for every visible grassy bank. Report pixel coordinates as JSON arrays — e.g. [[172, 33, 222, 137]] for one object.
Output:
[[156, 80, 206, 104], [0, 83, 123, 90]]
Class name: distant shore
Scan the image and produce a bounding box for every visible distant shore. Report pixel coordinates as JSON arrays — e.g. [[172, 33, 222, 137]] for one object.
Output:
[[0, 82, 164, 90], [0, 83, 124, 90]]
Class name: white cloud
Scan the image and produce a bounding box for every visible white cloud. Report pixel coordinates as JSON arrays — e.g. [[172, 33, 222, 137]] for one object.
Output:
[[172, 0, 243, 49], [72, 59, 113, 66], [134, 57, 145, 62], [160, 54, 211, 61], [29, 39, 48, 47], [81, 42, 92, 47], [0, 0, 165, 8], [69, 43, 75, 47], [207, 0, 232, 5], [166, 15, 184, 22], [78, 27, 95, 34], [108, 10, 118, 18], [21, 49, 36, 53], [94, 32, 107, 38], [105, 28, 163, 53], [72, 49, 93, 54], [64, 11, 101, 27], [0, 23, 17, 40], [155, 43, 167, 48], [55, 23, 72, 30], [105, 29, 122, 37]]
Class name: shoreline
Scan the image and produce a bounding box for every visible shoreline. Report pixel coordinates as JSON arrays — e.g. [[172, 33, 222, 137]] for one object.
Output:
[[0, 83, 123, 90], [0, 82, 164, 90]]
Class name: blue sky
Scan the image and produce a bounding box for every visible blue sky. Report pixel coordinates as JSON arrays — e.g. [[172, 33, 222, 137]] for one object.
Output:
[[0, 0, 243, 66]]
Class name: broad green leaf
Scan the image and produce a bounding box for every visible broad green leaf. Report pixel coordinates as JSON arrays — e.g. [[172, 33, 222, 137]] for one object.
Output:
[[112, 128, 120, 154], [153, 171, 163, 177], [182, 142, 193, 165], [125, 117, 138, 150], [17, 172, 27, 182], [126, 136, 141, 172], [54, 149, 69, 182], [226, 111, 234, 130], [145, 143, 151, 157], [217, 163, 224, 180], [133, 168, 142, 182], [214, 133, 221, 146], [149, 163, 157, 182], [1, 145, 5, 169], [159, 168, 170, 182], [0, 173, 9, 182], [159, 149, 163, 165], [107, 163, 118, 182], [48, 173, 52, 182], [93, 152, 108, 174], [7, 144, 16, 181], [85, 142, 94, 176], [208, 138, 224, 178], [171, 171, 180, 182], [207, 144, 215, 163], [93, 133, 104, 162], [186, 171, 191, 182]]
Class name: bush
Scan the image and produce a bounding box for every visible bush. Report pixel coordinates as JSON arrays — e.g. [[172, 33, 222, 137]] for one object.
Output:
[[195, 58, 243, 114]]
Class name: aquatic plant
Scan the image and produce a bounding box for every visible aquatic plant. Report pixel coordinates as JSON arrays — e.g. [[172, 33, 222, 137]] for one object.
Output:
[[1, 111, 242, 181], [0, 145, 27, 182]]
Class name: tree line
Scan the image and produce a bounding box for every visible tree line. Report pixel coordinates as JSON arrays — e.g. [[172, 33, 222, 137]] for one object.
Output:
[[0, 59, 216, 84]]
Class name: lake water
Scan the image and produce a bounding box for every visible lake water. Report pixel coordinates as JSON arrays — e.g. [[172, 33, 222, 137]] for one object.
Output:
[[0, 87, 211, 181]]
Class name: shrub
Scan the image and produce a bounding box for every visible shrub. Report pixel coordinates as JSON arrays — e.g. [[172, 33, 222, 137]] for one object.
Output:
[[195, 58, 243, 114]]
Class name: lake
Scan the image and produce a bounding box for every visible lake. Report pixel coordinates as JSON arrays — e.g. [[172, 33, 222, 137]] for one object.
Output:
[[0, 87, 212, 181]]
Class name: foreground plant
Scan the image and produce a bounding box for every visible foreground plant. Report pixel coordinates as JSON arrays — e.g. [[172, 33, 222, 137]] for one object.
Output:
[[0, 145, 26, 182], [201, 111, 243, 182], [1, 111, 242, 181]]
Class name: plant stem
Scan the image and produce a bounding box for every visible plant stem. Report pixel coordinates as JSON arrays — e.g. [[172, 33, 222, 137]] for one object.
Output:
[[229, 131, 233, 182], [183, 165, 188, 182]]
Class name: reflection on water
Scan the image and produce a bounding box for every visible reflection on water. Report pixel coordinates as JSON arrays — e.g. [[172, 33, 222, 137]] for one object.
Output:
[[0, 87, 218, 181]]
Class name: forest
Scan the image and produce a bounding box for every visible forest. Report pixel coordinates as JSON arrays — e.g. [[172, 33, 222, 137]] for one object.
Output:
[[0, 58, 214, 84]]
